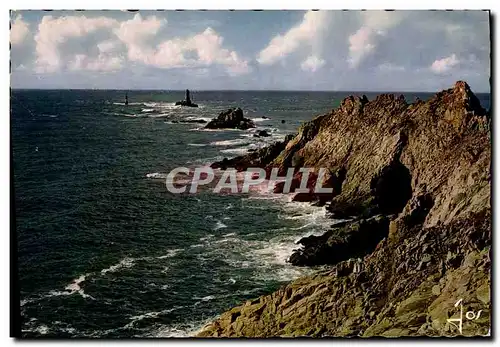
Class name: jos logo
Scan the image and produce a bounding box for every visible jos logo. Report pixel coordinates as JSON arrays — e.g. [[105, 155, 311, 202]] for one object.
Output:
[[447, 298, 483, 335]]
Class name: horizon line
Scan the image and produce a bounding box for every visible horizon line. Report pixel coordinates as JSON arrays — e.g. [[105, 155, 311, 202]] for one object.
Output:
[[9, 87, 491, 94]]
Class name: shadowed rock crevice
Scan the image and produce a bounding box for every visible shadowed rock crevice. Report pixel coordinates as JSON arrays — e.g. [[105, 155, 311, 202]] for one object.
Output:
[[370, 160, 412, 215]]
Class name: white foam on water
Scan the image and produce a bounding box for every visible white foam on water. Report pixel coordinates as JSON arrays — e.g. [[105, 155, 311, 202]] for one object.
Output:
[[156, 248, 183, 259], [141, 108, 154, 113], [199, 235, 214, 241], [146, 172, 168, 179], [251, 117, 270, 122], [210, 138, 249, 146], [190, 127, 242, 132], [186, 155, 225, 166], [187, 143, 208, 147], [280, 202, 334, 227], [220, 147, 250, 155], [154, 319, 212, 337], [43, 273, 95, 300], [201, 190, 333, 284], [101, 258, 135, 275], [65, 274, 86, 291], [22, 324, 50, 335], [213, 221, 227, 230], [186, 116, 212, 122], [125, 307, 183, 329], [130, 307, 181, 321], [143, 102, 181, 110], [159, 103, 182, 110], [251, 236, 300, 265], [195, 295, 216, 302]]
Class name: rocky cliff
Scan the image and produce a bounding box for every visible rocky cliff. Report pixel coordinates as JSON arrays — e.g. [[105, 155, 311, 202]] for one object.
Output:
[[197, 81, 491, 337]]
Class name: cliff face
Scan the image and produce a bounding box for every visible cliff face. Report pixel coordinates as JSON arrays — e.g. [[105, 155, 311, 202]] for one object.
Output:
[[197, 82, 491, 337]]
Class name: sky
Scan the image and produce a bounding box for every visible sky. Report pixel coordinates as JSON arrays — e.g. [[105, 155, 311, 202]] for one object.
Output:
[[9, 10, 491, 92]]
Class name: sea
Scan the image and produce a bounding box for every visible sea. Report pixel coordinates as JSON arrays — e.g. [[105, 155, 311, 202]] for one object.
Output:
[[11, 89, 490, 337]]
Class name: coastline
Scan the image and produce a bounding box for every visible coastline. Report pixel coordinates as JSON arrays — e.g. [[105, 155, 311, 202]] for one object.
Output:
[[196, 81, 491, 337]]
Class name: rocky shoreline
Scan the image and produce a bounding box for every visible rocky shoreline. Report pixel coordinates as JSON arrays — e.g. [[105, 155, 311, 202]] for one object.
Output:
[[197, 81, 491, 337]]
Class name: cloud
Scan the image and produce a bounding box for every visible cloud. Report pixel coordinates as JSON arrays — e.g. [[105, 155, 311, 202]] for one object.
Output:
[[347, 11, 404, 68], [113, 13, 165, 62], [68, 53, 123, 72], [430, 54, 460, 74], [127, 27, 250, 75], [97, 40, 121, 54], [10, 15, 30, 45], [257, 10, 329, 65], [300, 55, 325, 72], [30, 13, 248, 76], [34, 15, 119, 73], [348, 26, 376, 68]]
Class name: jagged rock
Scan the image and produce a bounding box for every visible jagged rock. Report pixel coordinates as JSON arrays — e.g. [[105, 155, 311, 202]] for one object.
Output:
[[199, 81, 491, 337], [205, 108, 255, 130]]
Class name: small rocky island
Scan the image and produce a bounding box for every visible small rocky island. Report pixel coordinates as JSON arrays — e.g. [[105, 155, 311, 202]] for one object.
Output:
[[205, 107, 256, 130], [175, 89, 198, 107]]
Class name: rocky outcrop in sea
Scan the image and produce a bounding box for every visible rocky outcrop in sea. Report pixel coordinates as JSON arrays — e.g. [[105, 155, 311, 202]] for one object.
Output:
[[175, 89, 198, 107], [205, 108, 256, 130], [197, 81, 491, 337]]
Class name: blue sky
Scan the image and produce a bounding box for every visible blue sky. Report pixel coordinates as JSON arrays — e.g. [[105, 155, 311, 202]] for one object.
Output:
[[10, 10, 490, 92]]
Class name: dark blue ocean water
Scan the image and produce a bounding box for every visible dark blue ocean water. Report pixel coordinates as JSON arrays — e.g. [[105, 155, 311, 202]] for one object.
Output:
[[12, 90, 490, 337]]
